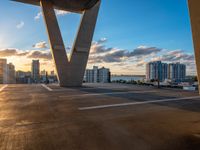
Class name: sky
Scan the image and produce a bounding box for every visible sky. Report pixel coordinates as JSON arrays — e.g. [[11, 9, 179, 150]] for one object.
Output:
[[0, 0, 196, 75]]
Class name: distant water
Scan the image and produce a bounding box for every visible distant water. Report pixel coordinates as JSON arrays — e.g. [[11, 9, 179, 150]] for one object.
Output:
[[111, 76, 145, 82]]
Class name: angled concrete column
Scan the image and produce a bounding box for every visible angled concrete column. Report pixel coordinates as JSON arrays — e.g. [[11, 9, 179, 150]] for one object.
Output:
[[40, 0, 101, 87], [40, 0, 70, 86], [188, 0, 200, 94], [69, 1, 101, 86]]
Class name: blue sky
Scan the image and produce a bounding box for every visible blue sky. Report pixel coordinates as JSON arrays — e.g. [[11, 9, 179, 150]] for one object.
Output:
[[0, 0, 196, 75]]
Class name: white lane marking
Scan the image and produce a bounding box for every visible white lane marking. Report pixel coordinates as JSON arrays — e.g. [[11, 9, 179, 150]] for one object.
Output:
[[79, 96, 200, 111], [41, 84, 53, 91], [0, 84, 8, 92], [60, 90, 157, 98]]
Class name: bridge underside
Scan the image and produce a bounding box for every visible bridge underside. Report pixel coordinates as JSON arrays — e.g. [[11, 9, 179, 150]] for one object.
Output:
[[13, 0, 100, 12]]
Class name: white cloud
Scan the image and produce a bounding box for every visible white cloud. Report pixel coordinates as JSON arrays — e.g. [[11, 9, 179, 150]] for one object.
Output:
[[55, 10, 70, 16], [16, 21, 25, 29], [0, 48, 52, 60], [34, 10, 70, 20], [33, 41, 48, 49], [34, 12, 42, 20]]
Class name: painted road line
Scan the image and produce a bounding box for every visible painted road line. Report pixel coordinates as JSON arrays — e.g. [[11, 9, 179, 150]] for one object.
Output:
[[41, 84, 53, 91], [0, 84, 8, 92], [79, 96, 200, 111], [59, 90, 157, 98]]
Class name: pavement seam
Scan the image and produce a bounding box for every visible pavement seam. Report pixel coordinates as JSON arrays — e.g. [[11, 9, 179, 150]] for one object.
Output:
[[41, 84, 53, 91], [59, 90, 157, 98], [78, 96, 200, 110], [0, 85, 8, 92]]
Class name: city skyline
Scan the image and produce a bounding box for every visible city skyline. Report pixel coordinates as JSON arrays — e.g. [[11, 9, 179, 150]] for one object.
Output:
[[0, 0, 196, 75], [0, 58, 191, 77]]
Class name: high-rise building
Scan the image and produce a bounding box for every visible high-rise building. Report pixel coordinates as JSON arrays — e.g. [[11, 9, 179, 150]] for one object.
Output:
[[31, 60, 40, 83], [98, 67, 110, 83], [0, 59, 17, 84], [0, 59, 7, 84], [146, 61, 168, 82], [85, 69, 94, 83], [93, 66, 98, 83], [7, 63, 16, 84], [85, 66, 111, 83], [146, 61, 186, 82], [161, 63, 168, 81], [168, 63, 186, 81]]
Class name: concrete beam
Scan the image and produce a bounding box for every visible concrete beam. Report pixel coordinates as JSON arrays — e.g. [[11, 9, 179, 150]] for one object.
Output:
[[40, 0, 100, 87], [188, 0, 200, 94], [13, 0, 100, 13]]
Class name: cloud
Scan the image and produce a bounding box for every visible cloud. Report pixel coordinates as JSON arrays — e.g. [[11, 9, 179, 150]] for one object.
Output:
[[55, 10, 71, 16], [16, 21, 25, 29], [152, 50, 194, 62], [0, 38, 196, 75], [0, 49, 28, 57], [0, 49, 17, 57], [33, 41, 48, 49], [90, 43, 113, 54], [34, 10, 70, 20], [89, 39, 193, 65], [87, 39, 196, 75], [34, 12, 42, 20], [27, 51, 52, 60], [136, 60, 146, 67], [0, 48, 52, 60], [89, 44, 162, 63], [97, 38, 107, 44], [129, 46, 162, 57]]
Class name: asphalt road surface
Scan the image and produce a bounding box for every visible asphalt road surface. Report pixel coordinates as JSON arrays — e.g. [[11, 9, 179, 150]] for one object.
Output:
[[0, 83, 200, 150]]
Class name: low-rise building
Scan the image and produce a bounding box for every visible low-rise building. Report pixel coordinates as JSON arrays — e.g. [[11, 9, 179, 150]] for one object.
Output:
[[85, 66, 111, 83], [16, 71, 31, 84]]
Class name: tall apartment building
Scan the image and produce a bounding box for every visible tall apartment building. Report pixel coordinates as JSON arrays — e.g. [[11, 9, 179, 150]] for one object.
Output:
[[162, 63, 168, 81], [7, 63, 16, 84], [146, 61, 186, 82], [168, 63, 186, 81], [0, 59, 16, 84], [31, 60, 40, 83], [85, 69, 94, 83], [98, 67, 111, 83], [85, 66, 111, 83], [146, 61, 168, 82], [93, 66, 98, 83], [0, 59, 7, 84]]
